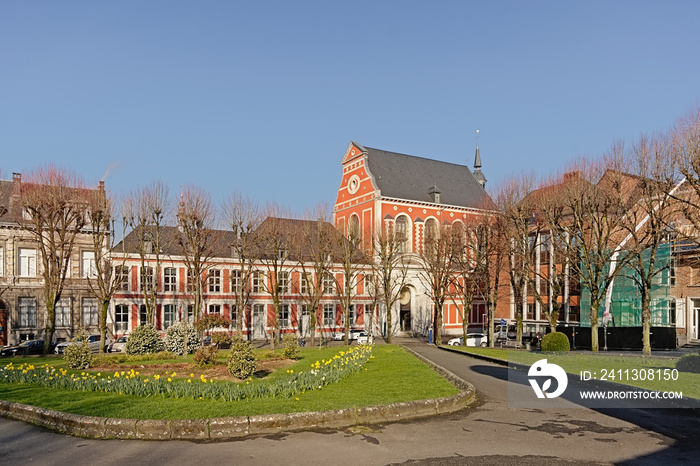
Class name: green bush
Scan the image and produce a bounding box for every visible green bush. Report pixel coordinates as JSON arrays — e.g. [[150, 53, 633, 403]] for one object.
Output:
[[541, 332, 570, 352], [210, 331, 232, 348], [676, 353, 700, 373], [125, 324, 164, 355], [63, 329, 93, 369], [226, 335, 257, 379], [164, 321, 201, 355], [281, 334, 300, 360], [193, 345, 219, 367]]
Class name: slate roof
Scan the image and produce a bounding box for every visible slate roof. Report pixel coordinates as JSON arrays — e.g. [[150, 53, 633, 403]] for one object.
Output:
[[361, 145, 494, 209]]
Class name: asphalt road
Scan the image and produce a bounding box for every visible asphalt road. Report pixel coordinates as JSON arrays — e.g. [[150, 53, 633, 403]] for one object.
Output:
[[1, 342, 698, 465]]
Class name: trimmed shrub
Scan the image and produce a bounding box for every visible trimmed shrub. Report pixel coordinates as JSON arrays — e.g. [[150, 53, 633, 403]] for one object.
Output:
[[63, 329, 93, 369], [676, 353, 700, 373], [541, 332, 570, 352], [125, 324, 165, 355], [281, 334, 300, 360], [210, 331, 232, 349], [193, 345, 219, 367], [164, 321, 201, 355], [227, 335, 257, 379]]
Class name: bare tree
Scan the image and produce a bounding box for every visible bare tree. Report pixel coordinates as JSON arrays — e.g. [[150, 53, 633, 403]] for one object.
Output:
[[671, 104, 700, 236], [254, 208, 298, 350], [176, 185, 219, 328], [418, 221, 457, 346], [528, 176, 578, 332], [619, 134, 680, 355], [372, 221, 409, 344], [495, 173, 537, 345], [18, 166, 89, 354], [560, 151, 628, 352], [295, 206, 334, 347], [334, 214, 366, 346], [85, 182, 127, 353], [122, 181, 170, 326], [222, 193, 263, 338]]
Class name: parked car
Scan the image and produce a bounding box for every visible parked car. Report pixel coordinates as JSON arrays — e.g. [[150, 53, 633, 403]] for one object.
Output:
[[107, 335, 128, 353], [356, 332, 373, 345], [54, 334, 108, 354], [333, 329, 364, 341], [494, 325, 517, 341], [1, 339, 54, 356], [447, 333, 488, 347]]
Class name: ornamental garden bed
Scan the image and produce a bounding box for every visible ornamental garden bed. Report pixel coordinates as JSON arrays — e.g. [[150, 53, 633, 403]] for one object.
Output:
[[1, 345, 460, 420]]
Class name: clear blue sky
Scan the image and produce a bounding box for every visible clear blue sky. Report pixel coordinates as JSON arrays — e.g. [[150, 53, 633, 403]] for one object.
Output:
[[2, 1, 699, 218]]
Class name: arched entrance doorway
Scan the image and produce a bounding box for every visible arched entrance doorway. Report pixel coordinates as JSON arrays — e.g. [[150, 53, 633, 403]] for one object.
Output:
[[399, 287, 411, 332], [0, 300, 8, 346]]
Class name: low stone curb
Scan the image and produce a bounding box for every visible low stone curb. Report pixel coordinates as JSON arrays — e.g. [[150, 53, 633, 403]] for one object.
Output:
[[0, 348, 476, 440]]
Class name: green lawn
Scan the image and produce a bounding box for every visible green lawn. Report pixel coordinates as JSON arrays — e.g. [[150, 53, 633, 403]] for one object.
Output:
[[0, 345, 459, 419], [443, 345, 700, 399]]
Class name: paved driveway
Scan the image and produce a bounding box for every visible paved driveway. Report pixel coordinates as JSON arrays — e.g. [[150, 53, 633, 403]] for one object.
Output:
[[1, 341, 698, 465]]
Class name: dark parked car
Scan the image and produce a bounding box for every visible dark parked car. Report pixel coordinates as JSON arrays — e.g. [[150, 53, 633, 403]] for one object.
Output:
[[1, 339, 55, 357]]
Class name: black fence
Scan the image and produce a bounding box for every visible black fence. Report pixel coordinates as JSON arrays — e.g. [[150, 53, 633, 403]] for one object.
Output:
[[554, 325, 677, 350]]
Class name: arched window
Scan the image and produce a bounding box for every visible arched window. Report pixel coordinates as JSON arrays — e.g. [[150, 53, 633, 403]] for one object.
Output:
[[451, 221, 465, 253], [425, 218, 439, 246], [348, 214, 360, 242], [395, 215, 410, 253]]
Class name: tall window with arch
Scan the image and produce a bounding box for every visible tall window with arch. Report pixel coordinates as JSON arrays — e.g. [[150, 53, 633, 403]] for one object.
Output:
[[395, 215, 410, 253], [348, 214, 361, 243]]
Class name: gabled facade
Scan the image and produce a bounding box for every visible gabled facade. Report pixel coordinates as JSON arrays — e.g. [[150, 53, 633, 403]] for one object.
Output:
[[333, 142, 496, 337], [0, 174, 108, 346]]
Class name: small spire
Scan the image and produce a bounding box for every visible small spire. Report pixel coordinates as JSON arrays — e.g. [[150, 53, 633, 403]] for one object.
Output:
[[472, 130, 487, 188]]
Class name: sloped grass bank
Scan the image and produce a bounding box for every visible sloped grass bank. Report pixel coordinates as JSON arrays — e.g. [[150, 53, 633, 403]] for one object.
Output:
[[0, 345, 458, 419]]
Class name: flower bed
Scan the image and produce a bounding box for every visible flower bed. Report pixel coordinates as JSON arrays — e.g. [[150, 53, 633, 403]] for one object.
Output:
[[1, 345, 373, 402]]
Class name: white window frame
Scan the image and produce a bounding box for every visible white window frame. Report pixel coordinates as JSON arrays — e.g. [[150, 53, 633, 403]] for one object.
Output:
[[323, 272, 335, 295], [208, 304, 222, 315], [55, 297, 71, 328], [279, 304, 290, 328], [140, 266, 154, 292], [81, 250, 97, 279], [82, 298, 98, 327], [300, 273, 310, 295], [114, 303, 129, 333], [323, 303, 335, 327], [208, 269, 221, 293], [18, 248, 37, 277], [163, 267, 177, 292], [279, 271, 289, 294], [163, 304, 176, 330], [115, 265, 130, 291], [252, 271, 264, 293], [231, 270, 241, 294], [18, 297, 37, 328]]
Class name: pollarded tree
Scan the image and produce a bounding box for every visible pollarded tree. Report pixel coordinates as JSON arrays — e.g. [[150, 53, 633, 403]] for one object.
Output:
[[122, 181, 170, 326], [560, 151, 629, 352], [372, 220, 409, 344], [84, 182, 127, 353], [222, 192, 263, 337], [619, 134, 681, 355], [495, 173, 538, 346], [18, 166, 89, 354], [333, 208, 367, 346], [253, 207, 298, 350], [418, 220, 457, 346], [176, 185, 219, 325], [295, 205, 334, 348]]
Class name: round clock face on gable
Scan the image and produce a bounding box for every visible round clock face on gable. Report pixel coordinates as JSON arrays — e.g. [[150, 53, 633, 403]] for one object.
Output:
[[348, 174, 360, 194]]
